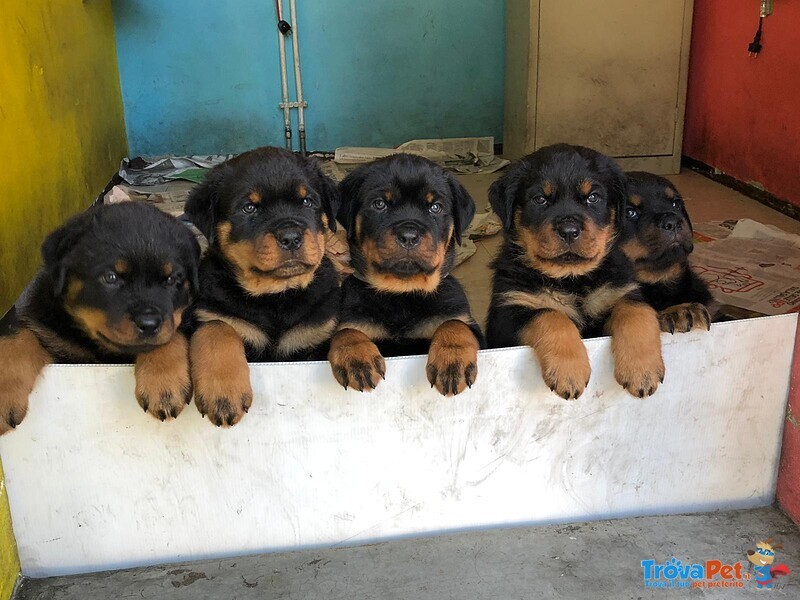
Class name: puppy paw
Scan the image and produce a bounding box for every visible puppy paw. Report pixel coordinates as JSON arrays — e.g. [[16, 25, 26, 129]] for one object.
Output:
[[523, 311, 591, 400], [426, 320, 479, 396], [615, 353, 665, 398], [134, 334, 192, 422], [541, 350, 591, 401], [329, 329, 385, 392], [0, 376, 31, 435], [0, 330, 50, 434], [658, 303, 710, 334], [190, 322, 253, 427], [610, 301, 665, 398]]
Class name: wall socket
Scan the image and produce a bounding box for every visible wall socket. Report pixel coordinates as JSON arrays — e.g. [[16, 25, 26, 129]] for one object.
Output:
[[760, 0, 774, 18]]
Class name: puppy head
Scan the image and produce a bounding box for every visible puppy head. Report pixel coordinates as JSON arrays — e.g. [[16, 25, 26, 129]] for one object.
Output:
[[338, 153, 475, 294], [490, 144, 626, 279], [184, 146, 340, 295], [42, 202, 200, 355], [621, 172, 694, 270]]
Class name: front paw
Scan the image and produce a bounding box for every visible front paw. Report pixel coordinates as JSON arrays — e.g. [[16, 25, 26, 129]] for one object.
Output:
[[658, 303, 710, 334], [615, 351, 665, 398], [194, 369, 253, 427], [329, 329, 385, 392], [0, 375, 31, 435], [540, 349, 591, 401], [426, 321, 479, 396], [134, 334, 192, 422]]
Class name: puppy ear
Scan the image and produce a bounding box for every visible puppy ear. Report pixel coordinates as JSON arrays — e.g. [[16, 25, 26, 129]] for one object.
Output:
[[489, 171, 515, 231], [337, 165, 369, 241], [178, 225, 202, 294], [445, 172, 476, 246], [184, 165, 228, 243], [308, 159, 340, 232], [41, 208, 95, 296]]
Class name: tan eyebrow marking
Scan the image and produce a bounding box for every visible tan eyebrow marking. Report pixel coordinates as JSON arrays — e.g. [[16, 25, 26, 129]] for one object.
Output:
[[249, 191, 261, 204]]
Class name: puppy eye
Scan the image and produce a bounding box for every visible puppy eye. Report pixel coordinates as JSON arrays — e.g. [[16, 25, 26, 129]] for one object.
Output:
[[302, 197, 314, 208], [532, 195, 547, 206], [165, 274, 181, 286], [625, 206, 639, 219], [372, 199, 387, 211], [586, 192, 601, 204], [429, 202, 443, 214], [101, 272, 119, 285], [242, 202, 257, 214], [671, 198, 681, 208]]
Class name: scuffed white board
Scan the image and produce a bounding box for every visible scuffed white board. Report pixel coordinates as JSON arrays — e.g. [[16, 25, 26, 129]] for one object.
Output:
[[0, 315, 795, 578]]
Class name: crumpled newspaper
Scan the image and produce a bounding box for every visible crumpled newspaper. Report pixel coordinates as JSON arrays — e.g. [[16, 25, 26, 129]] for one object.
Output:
[[119, 155, 231, 186]]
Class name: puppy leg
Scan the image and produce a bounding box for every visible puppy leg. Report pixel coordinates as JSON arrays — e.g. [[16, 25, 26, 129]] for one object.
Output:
[[427, 320, 479, 396], [658, 302, 711, 334], [608, 299, 665, 398], [521, 311, 591, 400], [134, 332, 192, 421], [190, 322, 253, 427], [328, 329, 385, 392], [0, 329, 51, 434]]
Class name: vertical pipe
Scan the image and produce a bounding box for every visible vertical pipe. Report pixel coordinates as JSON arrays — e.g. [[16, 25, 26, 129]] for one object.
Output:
[[276, 0, 292, 150], [289, 0, 307, 156]]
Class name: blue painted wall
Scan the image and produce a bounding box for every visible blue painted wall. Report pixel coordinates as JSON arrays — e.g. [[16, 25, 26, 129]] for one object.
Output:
[[112, 1, 505, 156]]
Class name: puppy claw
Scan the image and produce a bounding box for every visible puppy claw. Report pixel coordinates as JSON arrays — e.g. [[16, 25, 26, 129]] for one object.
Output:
[[329, 331, 385, 393]]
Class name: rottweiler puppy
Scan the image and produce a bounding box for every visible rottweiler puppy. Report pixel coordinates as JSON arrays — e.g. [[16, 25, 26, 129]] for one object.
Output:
[[0, 202, 201, 433], [486, 144, 664, 400], [184, 146, 341, 427], [623, 172, 713, 333], [328, 153, 484, 396]]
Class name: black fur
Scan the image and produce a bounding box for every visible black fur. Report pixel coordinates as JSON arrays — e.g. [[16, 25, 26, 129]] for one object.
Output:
[[336, 153, 484, 354], [486, 144, 641, 345], [623, 171, 712, 311], [15, 202, 200, 362], [184, 146, 341, 361]]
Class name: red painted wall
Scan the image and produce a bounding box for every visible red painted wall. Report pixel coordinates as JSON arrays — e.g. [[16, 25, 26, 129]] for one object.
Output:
[[683, 1, 800, 207], [777, 322, 800, 524]]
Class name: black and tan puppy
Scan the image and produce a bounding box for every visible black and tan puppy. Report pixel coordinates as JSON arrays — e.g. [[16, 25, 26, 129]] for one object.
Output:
[[0, 202, 201, 433], [328, 153, 484, 396], [184, 146, 341, 426], [623, 172, 713, 333], [486, 144, 664, 400]]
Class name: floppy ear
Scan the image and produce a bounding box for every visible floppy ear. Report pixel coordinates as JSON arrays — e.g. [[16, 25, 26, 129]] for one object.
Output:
[[337, 166, 369, 241], [41, 208, 95, 296], [444, 172, 476, 246], [308, 159, 340, 232], [184, 165, 229, 243], [488, 171, 516, 231], [177, 225, 202, 294]]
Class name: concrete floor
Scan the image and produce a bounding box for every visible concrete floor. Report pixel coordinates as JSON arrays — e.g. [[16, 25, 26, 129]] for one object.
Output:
[[14, 507, 799, 599]]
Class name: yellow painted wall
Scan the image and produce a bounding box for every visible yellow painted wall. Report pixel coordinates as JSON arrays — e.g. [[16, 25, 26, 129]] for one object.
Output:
[[0, 0, 128, 312], [0, 1, 128, 595]]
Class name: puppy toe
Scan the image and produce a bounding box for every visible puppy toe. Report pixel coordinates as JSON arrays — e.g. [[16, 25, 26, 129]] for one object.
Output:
[[329, 331, 385, 393]]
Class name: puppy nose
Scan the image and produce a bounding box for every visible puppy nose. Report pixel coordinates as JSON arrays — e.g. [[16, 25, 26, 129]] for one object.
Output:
[[556, 220, 582, 243], [659, 214, 680, 231], [397, 227, 421, 249], [277, 227, 304, 250], [134, 310, 162, 336]]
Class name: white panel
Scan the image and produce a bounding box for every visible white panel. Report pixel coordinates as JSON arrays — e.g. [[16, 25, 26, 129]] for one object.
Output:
[[0, 315, 795, 577]]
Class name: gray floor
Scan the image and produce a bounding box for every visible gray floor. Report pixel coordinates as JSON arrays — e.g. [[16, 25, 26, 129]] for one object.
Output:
[[15, 507, 800, 599]]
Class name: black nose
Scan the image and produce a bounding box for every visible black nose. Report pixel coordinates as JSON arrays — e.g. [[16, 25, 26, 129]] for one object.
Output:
[[659, 214, 680, 232], [556, 219, 582, 243], [134, 310, 162, 336], [277, 227, 304, 250], [397, 227, 421, 249]]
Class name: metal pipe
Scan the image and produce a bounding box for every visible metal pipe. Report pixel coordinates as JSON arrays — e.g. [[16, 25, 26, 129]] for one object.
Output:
[[276, 0, 292, 150], [289, 0, 307, 156]]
